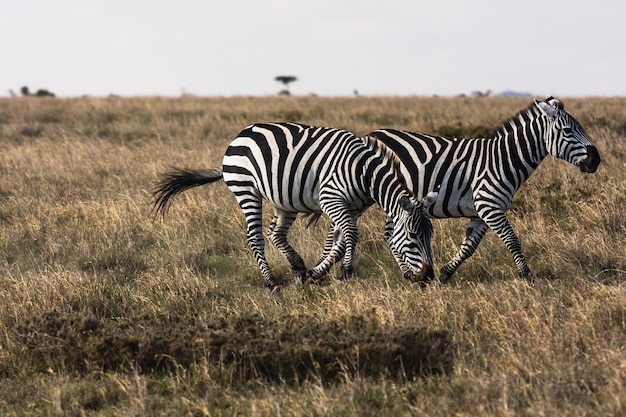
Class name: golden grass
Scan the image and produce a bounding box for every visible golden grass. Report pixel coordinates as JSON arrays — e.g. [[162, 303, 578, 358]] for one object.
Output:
[[1, 95, 625, 416]]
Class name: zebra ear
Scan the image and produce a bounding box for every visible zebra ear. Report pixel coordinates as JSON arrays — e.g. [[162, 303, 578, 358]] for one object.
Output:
[[399, 195, 413, 212], [422, 186, 439, 209], [545, 95, 564, 110], [535, 98, 559, 119]]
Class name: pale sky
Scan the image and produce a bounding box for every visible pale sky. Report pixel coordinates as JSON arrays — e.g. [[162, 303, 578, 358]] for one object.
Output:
[[2, 0, 625, 97]]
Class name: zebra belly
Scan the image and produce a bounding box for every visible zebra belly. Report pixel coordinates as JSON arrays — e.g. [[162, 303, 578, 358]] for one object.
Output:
[[429, 193, 477, 218], [271, 198, 322, 214]]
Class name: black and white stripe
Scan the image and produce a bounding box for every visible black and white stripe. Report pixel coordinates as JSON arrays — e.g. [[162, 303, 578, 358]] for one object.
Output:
[[153, 122, 437, 290], [367, 96, 600, 282]]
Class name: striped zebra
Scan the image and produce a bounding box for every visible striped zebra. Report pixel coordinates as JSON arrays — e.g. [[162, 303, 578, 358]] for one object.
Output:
[[365, 96, 601, 282], [153, 122, 437, 291]]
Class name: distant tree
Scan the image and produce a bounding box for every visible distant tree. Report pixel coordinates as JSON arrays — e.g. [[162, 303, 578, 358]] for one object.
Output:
[[275, 75, 297, 95], [21, 86, 30, 96]]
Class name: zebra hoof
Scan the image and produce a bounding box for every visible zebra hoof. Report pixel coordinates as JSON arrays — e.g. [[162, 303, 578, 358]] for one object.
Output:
[[438, 270, 453, 284], [340, 267, 353, 281], [519, 269, 535, 283], [293, 274, 304, 286], [304, 270, 322, 285], [293, 269, 308, 285], [291, 264, 307, 278]]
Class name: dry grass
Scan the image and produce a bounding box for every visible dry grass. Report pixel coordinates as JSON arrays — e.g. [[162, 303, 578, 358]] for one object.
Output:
[[1, 95, 625, 416]]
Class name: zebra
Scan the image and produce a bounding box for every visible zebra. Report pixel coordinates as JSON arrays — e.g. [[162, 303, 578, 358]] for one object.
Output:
[[153, 122, 438, 291], [362, 96, 601, 282]]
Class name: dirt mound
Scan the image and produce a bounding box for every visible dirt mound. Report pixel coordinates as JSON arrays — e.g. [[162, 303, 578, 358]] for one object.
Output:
[[9, 311, 456, 384]]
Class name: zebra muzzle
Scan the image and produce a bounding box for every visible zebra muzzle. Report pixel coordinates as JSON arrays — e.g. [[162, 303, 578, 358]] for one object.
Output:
[[405, 263, 435, 283], [579, 145, 601, 173]]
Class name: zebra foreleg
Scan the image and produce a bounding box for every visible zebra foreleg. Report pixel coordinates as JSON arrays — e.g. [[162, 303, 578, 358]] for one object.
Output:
[[314, 213, 360, 276], [315, 221, 336, 265], [440, 219, 489, 283], [323, 212, 362, 279], [267, 210, 307, 279], [306, 234, 346, 282], [478, 212, 534, 282], [307, 204, 357, 282]]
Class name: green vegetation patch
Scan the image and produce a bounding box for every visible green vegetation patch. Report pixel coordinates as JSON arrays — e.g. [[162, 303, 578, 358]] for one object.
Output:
[[9, 311, 456, 385]]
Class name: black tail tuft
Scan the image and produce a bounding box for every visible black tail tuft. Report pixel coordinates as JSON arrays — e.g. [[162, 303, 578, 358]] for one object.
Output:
[[152, 167, 223, 219]]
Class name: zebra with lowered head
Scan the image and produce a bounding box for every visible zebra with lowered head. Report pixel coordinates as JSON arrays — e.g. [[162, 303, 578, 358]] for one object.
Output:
[[153, 122, 437, 291], [366, 96, 600, 282]]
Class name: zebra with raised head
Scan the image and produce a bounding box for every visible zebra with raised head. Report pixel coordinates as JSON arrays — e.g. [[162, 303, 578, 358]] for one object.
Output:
[[365, 96, 600, 282], [153, 122, 437, 291]]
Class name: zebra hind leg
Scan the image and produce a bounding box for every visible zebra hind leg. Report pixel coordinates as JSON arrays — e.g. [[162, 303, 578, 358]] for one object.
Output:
[[440, 219, 489, 283], [480, 211, 534, 283], [238, 197, 279, 291], [267, 210, 307, 282]]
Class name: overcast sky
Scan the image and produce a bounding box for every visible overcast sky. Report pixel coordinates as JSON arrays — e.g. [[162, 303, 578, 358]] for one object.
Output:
[[2, 0, 624, 97]]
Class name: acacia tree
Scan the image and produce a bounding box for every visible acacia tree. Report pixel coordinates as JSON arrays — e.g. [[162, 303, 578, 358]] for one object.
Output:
[[275, 75, 297, 95]]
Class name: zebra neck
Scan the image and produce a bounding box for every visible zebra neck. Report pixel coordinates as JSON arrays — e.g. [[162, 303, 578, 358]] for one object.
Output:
[[493, 106, 549, 174], [380, 184, 409, 218], [356, 140, 410, 215], [362, 162, 408, 216]]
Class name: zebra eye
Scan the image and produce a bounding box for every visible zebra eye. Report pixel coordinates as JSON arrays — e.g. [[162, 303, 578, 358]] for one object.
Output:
[[561, 127, 573, 135]]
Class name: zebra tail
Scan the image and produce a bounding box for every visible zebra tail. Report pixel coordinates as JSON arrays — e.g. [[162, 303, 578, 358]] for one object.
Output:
[[152, 167, 223, 219]]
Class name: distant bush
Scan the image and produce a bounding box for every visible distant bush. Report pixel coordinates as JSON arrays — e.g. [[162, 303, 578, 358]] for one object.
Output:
[[34, 89, 55, 97]]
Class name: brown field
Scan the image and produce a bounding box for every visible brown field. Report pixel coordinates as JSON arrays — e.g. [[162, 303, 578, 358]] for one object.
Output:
[[1, 95, 625, 416]]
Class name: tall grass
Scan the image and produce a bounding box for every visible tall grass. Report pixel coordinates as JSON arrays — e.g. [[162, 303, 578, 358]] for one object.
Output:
[[1, 95, 625, 416]]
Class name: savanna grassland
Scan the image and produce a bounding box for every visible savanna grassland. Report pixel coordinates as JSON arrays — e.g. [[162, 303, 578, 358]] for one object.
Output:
[[1, 95, 625, 416]]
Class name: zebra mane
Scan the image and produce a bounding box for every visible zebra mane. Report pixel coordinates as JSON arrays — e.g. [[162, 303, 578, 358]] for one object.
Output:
[[493, 97, 568, 139], [362, 135, 408, 189], [492, 100, 545, 139]]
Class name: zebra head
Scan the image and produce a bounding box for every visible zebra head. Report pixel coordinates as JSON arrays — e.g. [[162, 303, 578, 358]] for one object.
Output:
[[536, 96, 601, 173], [390, 189, 438, 283]]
